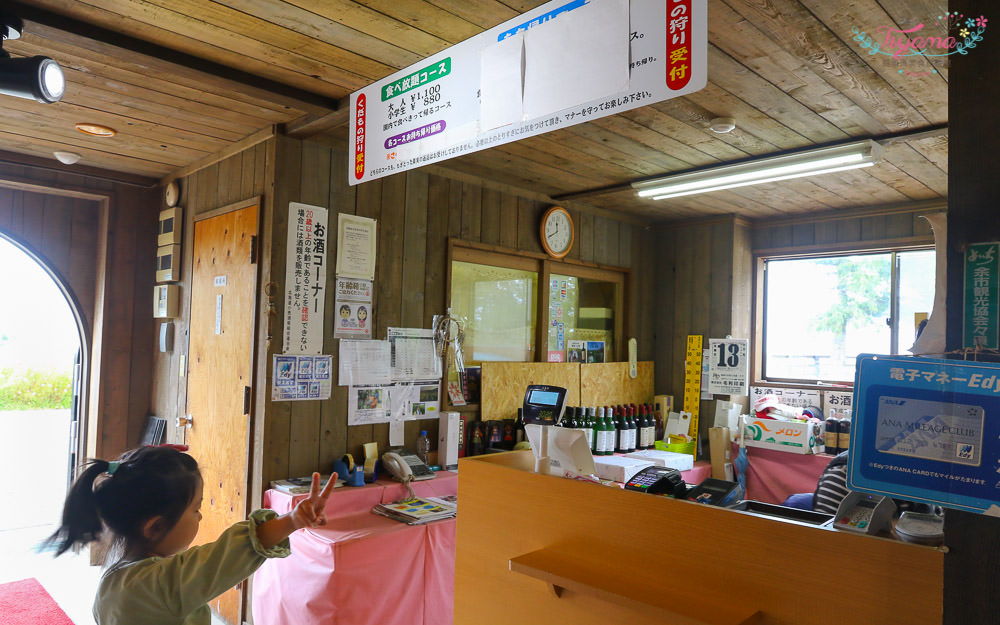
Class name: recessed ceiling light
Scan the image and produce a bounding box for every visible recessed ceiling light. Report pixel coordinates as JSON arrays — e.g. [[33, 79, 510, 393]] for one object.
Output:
[[709, 117, 736, 133], [53, 151, 81, 165], [75, 123, 116, 137]]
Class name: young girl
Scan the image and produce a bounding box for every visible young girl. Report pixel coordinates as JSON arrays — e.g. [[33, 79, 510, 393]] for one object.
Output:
[[46, 445, 336, 625]]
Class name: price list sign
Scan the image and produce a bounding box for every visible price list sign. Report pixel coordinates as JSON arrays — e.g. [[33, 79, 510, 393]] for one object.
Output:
[[707, 338, 748, 395]]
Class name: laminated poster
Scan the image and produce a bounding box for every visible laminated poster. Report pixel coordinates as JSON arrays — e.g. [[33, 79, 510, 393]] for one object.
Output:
[[334, 277, 374, 339], [272, 354, 333, 402], [348, 382, 442, 425]]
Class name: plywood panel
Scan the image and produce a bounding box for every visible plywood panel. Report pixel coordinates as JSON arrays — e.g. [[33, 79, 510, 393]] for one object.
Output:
[[456, 454, 943, 625], [579, 362, 654, 408], [481, 362, 581, 421]]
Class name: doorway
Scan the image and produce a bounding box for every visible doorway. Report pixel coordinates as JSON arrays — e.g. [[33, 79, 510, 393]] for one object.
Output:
[[0, 234, 99, 624]]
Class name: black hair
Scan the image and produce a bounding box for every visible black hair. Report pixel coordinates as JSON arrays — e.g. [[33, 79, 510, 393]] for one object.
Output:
[[46, 446, 201, 560]]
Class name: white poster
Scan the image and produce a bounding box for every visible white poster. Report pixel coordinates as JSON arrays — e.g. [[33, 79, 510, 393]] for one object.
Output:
[[707, 338, 749, 395], [349, 0, 707, 184], [272, 354, 333, 402], [334, 277, 373, 339], [338, 340, 391, 386], [336, 213, 376, 280], [348, 385, 393, 424], [282, 202, 328, 354], [823, 390, 854, 419], [750, 386, 822, 410], [347, 382, 442, 425], [388, 327, 442, 382]]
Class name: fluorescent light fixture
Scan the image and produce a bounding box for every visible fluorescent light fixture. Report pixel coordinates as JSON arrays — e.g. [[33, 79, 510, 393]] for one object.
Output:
[[632, 140, 883, 200]]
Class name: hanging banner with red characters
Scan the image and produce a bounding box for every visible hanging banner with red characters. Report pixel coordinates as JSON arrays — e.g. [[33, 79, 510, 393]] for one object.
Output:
[[348, 0, 707, 184]]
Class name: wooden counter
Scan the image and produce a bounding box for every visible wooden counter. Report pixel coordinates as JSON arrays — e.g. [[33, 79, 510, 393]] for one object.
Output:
[[455, 451, 942, 625]]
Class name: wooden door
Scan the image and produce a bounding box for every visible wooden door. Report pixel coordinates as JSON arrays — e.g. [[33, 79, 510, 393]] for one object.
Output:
[[186, 204, 258, 625]]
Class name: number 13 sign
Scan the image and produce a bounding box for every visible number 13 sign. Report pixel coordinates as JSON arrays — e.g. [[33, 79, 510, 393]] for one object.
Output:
[[707, 339, 749, 396]]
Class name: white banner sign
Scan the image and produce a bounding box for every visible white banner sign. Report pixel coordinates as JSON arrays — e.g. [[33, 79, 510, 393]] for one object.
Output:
[[823, 390, 854, 418], [349, 0, 707, 184], [283, 202, 328, 354], [750, 386, 822, 410], [707, 338, 749, 395]]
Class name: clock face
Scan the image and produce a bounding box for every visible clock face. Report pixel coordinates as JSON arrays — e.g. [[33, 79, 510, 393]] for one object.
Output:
[[544, 211, 572, 254]]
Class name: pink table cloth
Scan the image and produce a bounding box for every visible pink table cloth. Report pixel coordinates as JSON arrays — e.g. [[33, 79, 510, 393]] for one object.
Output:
[[732, 443, 833, 504], [252, 472, 458, 625]]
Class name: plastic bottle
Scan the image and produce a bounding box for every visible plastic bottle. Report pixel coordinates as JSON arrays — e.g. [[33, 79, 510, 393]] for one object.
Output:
[[417, 430, 431, 465]]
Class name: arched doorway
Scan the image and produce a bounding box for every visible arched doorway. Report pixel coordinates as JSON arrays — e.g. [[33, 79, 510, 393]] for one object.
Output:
[[0, 233, 98, 623]]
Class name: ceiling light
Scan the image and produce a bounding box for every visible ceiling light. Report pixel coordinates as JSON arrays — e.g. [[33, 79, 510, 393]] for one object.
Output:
[[709, 117, 736, 133], [53, 151, 81, 165], [632, 140, 883, 200], [0, 12, 66, 104], [75, 123, 116, 137]]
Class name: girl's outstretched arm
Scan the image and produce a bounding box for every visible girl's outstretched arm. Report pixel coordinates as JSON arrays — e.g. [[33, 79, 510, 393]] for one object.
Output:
[[256, 472, 338, 549]]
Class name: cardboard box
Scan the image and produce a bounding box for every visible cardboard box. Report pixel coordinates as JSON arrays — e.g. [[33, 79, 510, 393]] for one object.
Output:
[[593, 456, 654, 483], [439, 412, 460, 470], [709, 427, 732, 479], [740, 416, 823, 454], [624, 449, 693, 472], [654, 394, 674, 415]]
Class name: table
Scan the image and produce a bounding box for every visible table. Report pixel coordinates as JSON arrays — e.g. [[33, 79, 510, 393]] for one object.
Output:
[[252, 472, 458, 625], [732, 443, 833, 504]]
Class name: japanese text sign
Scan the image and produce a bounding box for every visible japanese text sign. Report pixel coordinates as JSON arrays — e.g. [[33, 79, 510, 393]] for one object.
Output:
[[964, 242, 999, 349], [706, 338, 749, 395], [849, 354, 1000, 515], [349, 0, 707, 184], [282, 202, 328, 354]]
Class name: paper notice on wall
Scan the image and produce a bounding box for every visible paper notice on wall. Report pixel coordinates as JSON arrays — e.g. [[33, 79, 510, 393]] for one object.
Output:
[[389, 327, 442, 381], [823, 390, 854, 419], [480, 33, 524, 130], [348, 385, 393, 424], [339, 340, 391, 386], [347, 382, 441, 425], [335, 213, 376, 280], [389, 382, 441, 421], [523, 0, 629, 120], [272, 354, 333, 401], [707, 338, 749, 395], [750, 386, 822, 410], [389, 419, 405, 446], [334, 277, 374, 339], [283, 203, 329, 354]]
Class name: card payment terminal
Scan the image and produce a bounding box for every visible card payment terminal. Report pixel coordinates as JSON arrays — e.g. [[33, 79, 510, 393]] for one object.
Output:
[[624, 466, 685, 496], [522, 385, 568, 425]]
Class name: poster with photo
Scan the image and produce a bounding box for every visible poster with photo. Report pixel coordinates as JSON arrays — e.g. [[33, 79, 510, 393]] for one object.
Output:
[[334, 277, 374, 339]]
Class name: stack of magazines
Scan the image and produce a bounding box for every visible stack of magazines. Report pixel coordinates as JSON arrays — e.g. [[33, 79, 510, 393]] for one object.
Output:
[[270, 474, 341, 495], [372, 495, 457, 525]]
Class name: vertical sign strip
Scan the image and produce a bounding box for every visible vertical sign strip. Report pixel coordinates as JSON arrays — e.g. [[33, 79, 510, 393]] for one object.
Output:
[[684, 334, 703, 440], [666, 0, 693, 90], [964, 242, 1000, 349]]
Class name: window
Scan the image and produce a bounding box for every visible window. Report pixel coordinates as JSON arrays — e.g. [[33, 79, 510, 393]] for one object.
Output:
[[761, 248, 935, 384], [450, 259, 537, 364], [547, 272, 621, 363]]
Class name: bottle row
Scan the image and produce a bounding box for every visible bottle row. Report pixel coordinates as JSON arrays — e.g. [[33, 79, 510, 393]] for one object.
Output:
[[823, 413, 852, 455], [555, 404, 664, 456]]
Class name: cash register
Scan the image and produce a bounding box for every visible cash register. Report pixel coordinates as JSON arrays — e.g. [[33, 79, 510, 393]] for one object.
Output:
[[522, 384, 568, 425]]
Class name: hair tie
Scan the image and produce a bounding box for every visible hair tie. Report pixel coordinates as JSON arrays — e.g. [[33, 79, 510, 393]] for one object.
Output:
[[106, 461, 120, 476]]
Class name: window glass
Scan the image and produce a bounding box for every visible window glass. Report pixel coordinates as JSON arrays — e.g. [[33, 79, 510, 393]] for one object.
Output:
[[548, 273, 617, 363], [450, 260, 537, 364], [896, 249, 936, 353], [763, 249, 935, 383]]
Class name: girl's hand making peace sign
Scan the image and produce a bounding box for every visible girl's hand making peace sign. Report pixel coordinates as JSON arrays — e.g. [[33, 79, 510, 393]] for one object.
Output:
[[291, 472, 338, 529]]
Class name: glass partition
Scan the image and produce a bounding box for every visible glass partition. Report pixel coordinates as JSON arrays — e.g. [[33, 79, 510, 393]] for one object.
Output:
[[450, 260, 537, 364]]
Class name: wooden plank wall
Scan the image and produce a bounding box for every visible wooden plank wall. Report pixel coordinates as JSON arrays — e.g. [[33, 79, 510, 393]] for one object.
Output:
[[653, 216, 751, 445], [259, 136, 656, 489], [150, 139, 272, 446], [0, 161, 158, 460]]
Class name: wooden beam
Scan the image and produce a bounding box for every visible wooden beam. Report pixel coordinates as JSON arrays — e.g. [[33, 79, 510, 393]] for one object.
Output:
[[284, 106, 351, 139]]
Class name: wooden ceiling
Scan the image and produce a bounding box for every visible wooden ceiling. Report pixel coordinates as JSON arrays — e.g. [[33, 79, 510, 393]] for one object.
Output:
[[2, 0, 947, 222]]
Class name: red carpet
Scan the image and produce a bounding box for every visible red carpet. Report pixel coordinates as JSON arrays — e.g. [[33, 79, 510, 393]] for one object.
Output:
[[0, 578, 75, 625]]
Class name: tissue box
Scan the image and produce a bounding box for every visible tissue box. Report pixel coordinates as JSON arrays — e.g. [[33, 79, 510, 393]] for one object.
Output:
[[624, 449, 693, 472], [593, 456, 654, 483], [741, 416, 823, 454]]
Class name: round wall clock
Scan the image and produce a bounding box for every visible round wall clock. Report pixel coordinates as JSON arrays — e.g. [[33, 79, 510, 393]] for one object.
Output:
[[164, 180, 180, 207], [540, 206, 574, 259]]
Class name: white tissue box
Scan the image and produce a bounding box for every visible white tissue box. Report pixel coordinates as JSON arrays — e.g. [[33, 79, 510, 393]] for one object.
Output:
[[593, 456, 654, 483], [624, 449, 694, 472]]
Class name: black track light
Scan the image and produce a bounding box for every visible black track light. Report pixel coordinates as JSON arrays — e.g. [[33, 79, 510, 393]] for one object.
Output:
[[0, 12, 65, 104]]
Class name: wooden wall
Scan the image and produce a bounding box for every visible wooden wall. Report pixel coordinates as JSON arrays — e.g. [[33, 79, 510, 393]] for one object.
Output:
[[257, 135, 656, 491], [653, 216, 752, 443], [0, 157, 158, 461]]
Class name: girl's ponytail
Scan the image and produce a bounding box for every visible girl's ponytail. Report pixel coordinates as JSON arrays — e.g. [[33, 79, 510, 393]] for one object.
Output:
[[45, 460, 112, 556]]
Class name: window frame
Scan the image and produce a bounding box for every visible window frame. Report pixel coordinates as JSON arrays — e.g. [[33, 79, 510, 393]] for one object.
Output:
[[752, 244, 935, 387]]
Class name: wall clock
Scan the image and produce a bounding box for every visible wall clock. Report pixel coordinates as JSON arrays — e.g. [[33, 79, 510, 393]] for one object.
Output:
[[540, 206, 574, 259]]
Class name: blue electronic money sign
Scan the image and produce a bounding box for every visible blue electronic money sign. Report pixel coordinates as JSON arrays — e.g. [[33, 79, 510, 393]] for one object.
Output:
[[849, 354, 1000, 514]]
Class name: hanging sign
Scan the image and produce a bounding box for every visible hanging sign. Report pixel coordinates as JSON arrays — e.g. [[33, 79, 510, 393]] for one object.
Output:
[[282, 202, 328, 354], [707, 338, 749, 395], [349, 0, 707, 184], [963, 242, 1000, 349], [849, 354, 1000, 515], [750, 386, 822, 410]]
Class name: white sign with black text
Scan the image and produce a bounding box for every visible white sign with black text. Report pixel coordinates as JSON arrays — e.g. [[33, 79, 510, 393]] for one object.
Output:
[[282, 202, 328, 354], [706, 338, 749, 395]]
